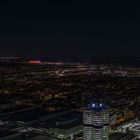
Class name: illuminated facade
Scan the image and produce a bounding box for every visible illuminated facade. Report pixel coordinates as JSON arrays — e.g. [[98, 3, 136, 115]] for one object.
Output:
[[83, 103, 109, 140]]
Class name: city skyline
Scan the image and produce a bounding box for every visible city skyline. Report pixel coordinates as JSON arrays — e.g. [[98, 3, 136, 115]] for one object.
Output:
[[0, 1, 140, 140]]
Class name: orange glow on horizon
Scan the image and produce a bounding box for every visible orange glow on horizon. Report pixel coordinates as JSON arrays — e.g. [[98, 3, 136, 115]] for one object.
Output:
[[28, 60, 41, 64]]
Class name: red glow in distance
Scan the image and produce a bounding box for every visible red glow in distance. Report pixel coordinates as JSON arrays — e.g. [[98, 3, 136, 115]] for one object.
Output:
[[28, 60, 41, 64]]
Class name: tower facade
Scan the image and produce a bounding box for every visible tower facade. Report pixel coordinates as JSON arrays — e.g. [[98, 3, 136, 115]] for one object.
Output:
[[83, 103, 109, 140]]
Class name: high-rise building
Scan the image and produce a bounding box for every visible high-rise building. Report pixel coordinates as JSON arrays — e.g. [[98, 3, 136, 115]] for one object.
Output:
[[83, 103, 109, 140]]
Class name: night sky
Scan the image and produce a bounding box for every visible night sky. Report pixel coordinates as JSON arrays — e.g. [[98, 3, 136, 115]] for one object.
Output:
[[0, 1, 140, 58]]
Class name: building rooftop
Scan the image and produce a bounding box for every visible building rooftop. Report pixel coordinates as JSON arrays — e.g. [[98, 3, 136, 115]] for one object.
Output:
[[1, 108, 54, 123], [110, 133, 135, 140], [34, 112, 82, 130], [87, 103, 108, 112], [1, 131, 56, 140], [129, 122, 140, 133]]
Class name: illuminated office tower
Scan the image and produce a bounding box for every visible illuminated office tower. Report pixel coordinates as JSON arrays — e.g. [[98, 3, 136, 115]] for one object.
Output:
[[83, 103, 109, 140]]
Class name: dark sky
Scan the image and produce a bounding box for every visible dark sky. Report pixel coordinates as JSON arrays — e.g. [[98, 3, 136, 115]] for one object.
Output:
[[0, 0, 140, 58]]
